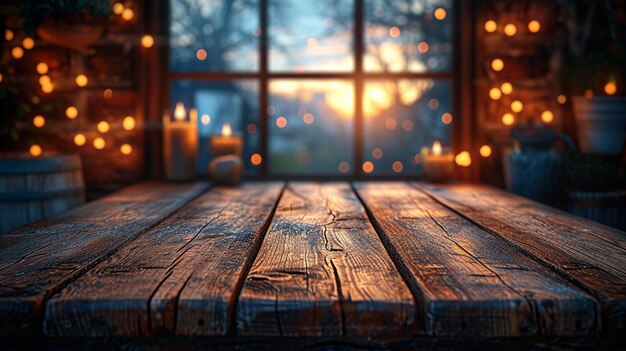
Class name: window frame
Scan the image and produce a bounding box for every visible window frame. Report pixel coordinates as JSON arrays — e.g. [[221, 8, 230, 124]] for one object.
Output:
[[162, 0, 464, 179]]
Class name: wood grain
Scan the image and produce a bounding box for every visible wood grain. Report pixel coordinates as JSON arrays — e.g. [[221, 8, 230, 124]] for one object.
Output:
[[0, 181, 208, 337], [354, 182, 597, 337], [43, 183, 284, 337], [417, 183, 626, 335], [236, 183, 416, 339]]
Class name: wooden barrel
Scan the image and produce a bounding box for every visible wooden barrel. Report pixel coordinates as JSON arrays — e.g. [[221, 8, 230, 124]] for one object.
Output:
[[0, 153, 85, 233]]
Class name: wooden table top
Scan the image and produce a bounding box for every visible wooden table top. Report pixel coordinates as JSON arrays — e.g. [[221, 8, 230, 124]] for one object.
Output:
[[1, 181, 625, 348]]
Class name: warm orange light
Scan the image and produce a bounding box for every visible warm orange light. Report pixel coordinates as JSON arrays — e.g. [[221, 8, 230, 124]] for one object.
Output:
[[489, 87, 502, 100], [122, 8, 134, 21], [29, 144, 42, 157], [97, 121, 110, 133], [276, 116, 287, 128], [500, 82, 513, 95], [491, 58, 504, 71], [432, 140, 442, 155], [120, 144, 132, 155], [221, 123, 232, 136], [428, 98, 439, 109], [389, 26, 400, 38], [36, 62, 49, 75], [541, 110, 554, 123], [417, 41, 429, 53], [39, 75, 51, 85], [372, 147, 383, 159], [502, 113, 515, 126], [196, 49, 207, 60], [557, 94, 567, 104], [5, 29, 14, 41], [455, 151, 472, 167], [584, 89, 594, 99], [247, 123, 256, 133], [0, 73, 3, 82], [123, 116, 136, 130], [174, 102, 186, 120], [434, 8, 447, 20], [93, 137, 106, 150], [306, 37, 318, 47], [201, 114, 211, 125], [484, 20, 497, 33], [385, 117, 397, 130], [251, 153, 262, 166], [338, 161, 350, 173], [141, 34, 154, 48], [511, 100, 524, 113], [22, 37, 34, 50], [65, 106, 78, 119], [74, 133, 86, 146], [441, 113, 453, 124], [33, 115, 45, 128], [392, 161, 404, 173], [75, 74, 88, 87], [104, 88, 113, 99], [402, 120, 414, 131], [112, 2, 125, 15], [303, 113, 315, 124], [479, 145, 492, 158], [504, 23, 517, 36], [11, 47, 24, 59], [41, 83, 54, 94], [605, 81, 617, 95], [528, 20, 541, 33], [362, 161, 374, 173]]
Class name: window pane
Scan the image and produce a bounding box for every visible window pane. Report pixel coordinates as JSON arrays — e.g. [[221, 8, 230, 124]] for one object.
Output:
[[170, 0, 259, 72], [364, 0, 453, 72], [269, 0, 354, 72], [170, 80, 261, 174], [363, 79, 452, 175], [269, 80, 354, 175]]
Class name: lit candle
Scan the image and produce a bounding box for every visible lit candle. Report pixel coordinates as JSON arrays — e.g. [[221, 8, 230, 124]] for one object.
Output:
[[421, 140, 454, 182], [210, 123, 243, 158], [163, 102, 198, 181]]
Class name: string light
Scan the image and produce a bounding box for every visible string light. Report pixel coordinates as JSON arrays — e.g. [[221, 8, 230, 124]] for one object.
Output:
[[511, 100, 524, 113], [392, 161, 404, 173], [441, 113, 453, 124], [141, 35, 154, 48], [489, 87, 502, 100], [385, 117, 397, 130], [557, 94, 567, 104], [455, 151, 472, 167], [29, 144, 42, 157], [306, 37, 318, 47], [303, 113, 314, 124], [528, 20, 541, 33], [417, 42, 429, 53], [93, 137, 106, 150], [123, 116, 136, 130], [65, 106, 78, 119], [389, 26, 400, 38], [584, 89, 594, 99], [120, 144, 132, 155], [605, 81, 617, 95], [501, 82, 513, 95], [491, 58, 504, 71], [104, 88, 113, 99], [434, 8, 447, 20], [122, 8, 134, 21], [504, 23, 517, 36], [251, 153, 262, 166], [41, 83, 54, 93], [402, 120, 414, 131], [97, 121, 110, 133], [112, 2, 125, 15], [362, 161, 374, 173], [36, 62, 49, 75], [75, 74, 88, 87], [372, 148, 383, 159], [74, 133, 86, 146], [276, 116, 287, 128], [196, 49, 207, 60], [247, 123, 256, 133], [5, 29, 14, 41], [33, 115, 45, 128], [39, 75, 51, 85], [22, 37, 35, 50], [479, 145, 492, 158], [484, 20, 497, 33], [338, 161, 350, 173], [541, 110, 554, 123], [0, 73, 3, 82], [11, 47, 24, 59], [502, 113, 515, 126]]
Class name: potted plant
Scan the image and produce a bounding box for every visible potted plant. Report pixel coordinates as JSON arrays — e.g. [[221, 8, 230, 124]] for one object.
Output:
[[560, 0, 626, 156]]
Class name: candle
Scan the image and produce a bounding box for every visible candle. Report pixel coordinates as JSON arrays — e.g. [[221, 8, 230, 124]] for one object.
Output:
[[210, 123, 243, 158], [163, 102, 198, 181], [421, 140, 454, 182]]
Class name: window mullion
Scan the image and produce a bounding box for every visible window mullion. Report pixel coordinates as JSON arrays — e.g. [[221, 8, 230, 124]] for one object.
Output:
[[260, 0, 269, 176], [354, 0, 364, 177]]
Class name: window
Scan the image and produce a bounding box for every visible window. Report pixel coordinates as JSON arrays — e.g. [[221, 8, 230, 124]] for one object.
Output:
[[169, 0, 455, 176]]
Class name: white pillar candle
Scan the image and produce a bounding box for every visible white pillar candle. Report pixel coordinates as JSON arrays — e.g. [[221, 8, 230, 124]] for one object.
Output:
[[421, 140, 454, 182], [163, 102, 198, 181]]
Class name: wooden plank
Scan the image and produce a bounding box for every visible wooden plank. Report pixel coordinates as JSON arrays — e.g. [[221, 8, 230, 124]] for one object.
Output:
[[354, 182, 597, 337], [417, 183, 626, 335], [44, 183, 284, 337], [236, 183, 416, 339], [0, 181, 209, 337]]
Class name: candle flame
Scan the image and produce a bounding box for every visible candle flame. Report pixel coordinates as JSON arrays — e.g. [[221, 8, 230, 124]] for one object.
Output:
[[432, 140, 442, 155], [174, 102, 186, 121], [222, 123, 232, 136]]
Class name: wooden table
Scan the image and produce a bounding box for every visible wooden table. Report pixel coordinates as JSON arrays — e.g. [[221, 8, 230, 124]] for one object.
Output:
[[1, 181, 625, 349]]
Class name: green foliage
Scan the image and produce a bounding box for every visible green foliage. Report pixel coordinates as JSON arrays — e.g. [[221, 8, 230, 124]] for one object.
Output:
[[563, 153, 626, 191], [20, 0, 111, 32], [562, 52, 626, 96]]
